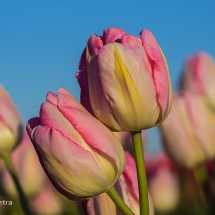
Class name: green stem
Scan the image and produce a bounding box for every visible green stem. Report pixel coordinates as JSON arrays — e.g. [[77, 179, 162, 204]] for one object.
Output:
[[194, 163, 215, 215], [106, 186, 135, 215], [131, 131, 149, 215], [3, 154, 32, 215]]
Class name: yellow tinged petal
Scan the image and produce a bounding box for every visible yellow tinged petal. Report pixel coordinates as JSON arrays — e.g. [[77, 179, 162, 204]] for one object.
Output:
[[44, 152, 110, 198], [113, 44, 142, 103], [0, 122, 16, 156], [112, 44, 145, 130]]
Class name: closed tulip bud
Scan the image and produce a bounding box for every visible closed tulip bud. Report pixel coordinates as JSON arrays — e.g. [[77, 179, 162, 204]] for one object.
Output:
[[85, 152, 154, 215], [0, 85, 23, 157], [160, 92, 215, 168], [76, 27, 172, 131], [26, 88, 125, 200], [180, 52, 215, 109]]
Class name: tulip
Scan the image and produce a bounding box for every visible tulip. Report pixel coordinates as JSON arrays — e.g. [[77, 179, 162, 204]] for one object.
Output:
[[180, 51, 215, 109], [26, 88, 125, 200], [0, 85, 23, 157], [159, 92, 215, 168], [76, 27, 172, 131], [30, 184, 63, 215], [145, 152, 180, 213], [85, 152, 154, 215], [149, 168, 180, 213], [2, 132, 48, 198]]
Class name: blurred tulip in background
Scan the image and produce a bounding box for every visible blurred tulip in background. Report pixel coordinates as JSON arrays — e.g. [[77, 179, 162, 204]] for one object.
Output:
[[145, 152, 180, 213], [0, 85, 23, 157], [2, 132, 48, 198], [159, 92, 215, 168], [180, 52, 215, 109], [30, 184, 63, 215]]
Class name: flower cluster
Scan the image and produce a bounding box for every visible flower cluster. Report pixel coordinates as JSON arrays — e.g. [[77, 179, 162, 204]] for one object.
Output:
[[1, 26, 215, 215]]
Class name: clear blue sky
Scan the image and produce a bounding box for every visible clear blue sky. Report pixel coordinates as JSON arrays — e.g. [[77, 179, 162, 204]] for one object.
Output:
[[1, 1, 215, 153]]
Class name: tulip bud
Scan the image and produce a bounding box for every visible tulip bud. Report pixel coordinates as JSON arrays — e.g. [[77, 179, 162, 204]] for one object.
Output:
[[0, 85, 23, 157], [85, 152, 154, 215], [160, 92, 215, 168], [180, 52, 215, 109], [76, 27, 172, 131], [26, 88, 125, 200]]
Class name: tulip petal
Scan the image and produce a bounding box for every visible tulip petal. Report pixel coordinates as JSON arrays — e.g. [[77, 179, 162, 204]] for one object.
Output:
[[32, 126, 111, 198], [0, 86, 22, 136], [160, 93, 205, 168], [123, 152, 139, 201], [140, 29, 172, 121], [95, 42, 160, 130], [86, 192, 118, 215], [55, 88, 125, 182], [184, 94, 215, 159], [75, 70, 95, 115], [40, 101, 87, 150], [0, 85, 18, 114], [87, 34, 103, 57], [46, 92, 57, 106], [121, 35, 143, 52], [103, 27, 126, 44], [180, 52, 215, 110]]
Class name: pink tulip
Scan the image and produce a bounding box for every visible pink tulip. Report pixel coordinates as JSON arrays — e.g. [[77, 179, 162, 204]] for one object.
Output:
[[76, 27, 172, 131], [30, 184, 63, 215], [180, 52, 215, 109], [2, 132, 48, 198], [85, 152, 154, 215], [26, 88, 125, 200], [159, 92, 215, 168], [0, 85, 23, 157], [145, 152, 180, 213]]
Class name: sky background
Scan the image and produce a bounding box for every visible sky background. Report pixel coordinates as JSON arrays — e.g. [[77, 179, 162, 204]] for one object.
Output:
[[1, 1, 215, 153]]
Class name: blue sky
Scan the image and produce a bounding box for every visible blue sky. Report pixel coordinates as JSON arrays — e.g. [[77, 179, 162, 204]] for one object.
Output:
[[1, 1, 215, 153]]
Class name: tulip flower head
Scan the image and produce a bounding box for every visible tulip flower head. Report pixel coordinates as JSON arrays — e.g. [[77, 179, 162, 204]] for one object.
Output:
[[0, 85, 23, 157], [160, 92, 215, 168], [180, 52, 215, 109], [27, 88, 125, 200], [76, 27, 172, 131]]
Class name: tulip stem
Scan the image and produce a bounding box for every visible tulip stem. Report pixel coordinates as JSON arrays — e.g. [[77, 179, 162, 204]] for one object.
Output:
[[131, 131, 149, 215], [194, 163, 215, 215], [3, 154, 32, 215], [107, 186, 135, 215]]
